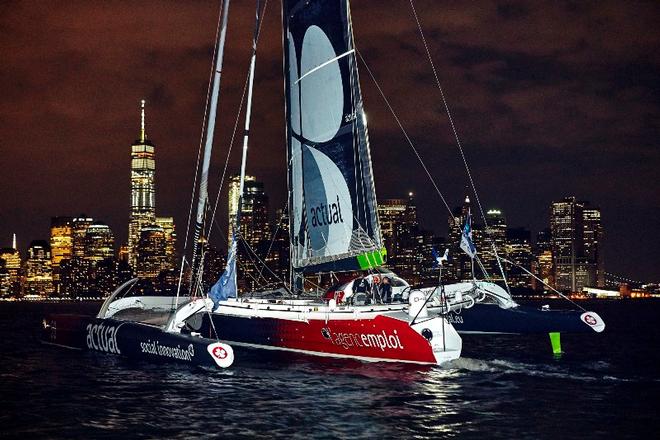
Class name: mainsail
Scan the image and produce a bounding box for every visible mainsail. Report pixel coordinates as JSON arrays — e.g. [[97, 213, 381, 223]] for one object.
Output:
[[283, 0, 384, 274]]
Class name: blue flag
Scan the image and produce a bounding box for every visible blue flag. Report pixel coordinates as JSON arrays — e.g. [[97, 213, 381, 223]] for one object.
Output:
[[432, 247, 449, 268], [460, 210, 477, 258], [209, 234, 237, 310]]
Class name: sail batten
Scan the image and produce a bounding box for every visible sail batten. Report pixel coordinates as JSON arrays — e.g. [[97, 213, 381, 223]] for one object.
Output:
[[283, 0, 383, 274]]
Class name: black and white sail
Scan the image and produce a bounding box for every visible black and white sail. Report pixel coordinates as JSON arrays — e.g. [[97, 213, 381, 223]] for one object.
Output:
[[283, 0, 384, 274]]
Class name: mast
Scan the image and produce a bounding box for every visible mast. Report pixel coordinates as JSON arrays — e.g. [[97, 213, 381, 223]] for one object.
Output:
[[189, 0, 232, 288], [235, 0, 262, 232], [206, 0, 263, 304]]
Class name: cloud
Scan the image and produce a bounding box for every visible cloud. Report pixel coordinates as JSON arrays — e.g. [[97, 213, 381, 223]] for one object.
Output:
[[0, 0, 659, 280]]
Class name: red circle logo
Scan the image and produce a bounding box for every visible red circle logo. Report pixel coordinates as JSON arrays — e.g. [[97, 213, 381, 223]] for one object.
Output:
[[584, 314, 597, 325], [212, 346, 227, 359]]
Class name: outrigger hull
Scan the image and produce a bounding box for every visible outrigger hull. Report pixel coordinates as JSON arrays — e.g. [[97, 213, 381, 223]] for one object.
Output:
[[41, 314, 233, 369], [444, 303, 605, 335], [192, 310, 461, 365]]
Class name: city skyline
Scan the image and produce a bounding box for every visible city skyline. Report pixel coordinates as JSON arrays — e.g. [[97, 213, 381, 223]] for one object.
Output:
[[1, 1, 658, 281]]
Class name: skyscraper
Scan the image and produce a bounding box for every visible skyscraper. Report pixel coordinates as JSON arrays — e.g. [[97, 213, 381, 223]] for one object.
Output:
[[227, 174, 270, 248], [266, 208, 290, 284], [136, 225, 168, 280], [377, 197, 408, 258], [481, 209, 507, 280], [536, 229, 554, 288], [551, 197, 584, 292], [155, 216, 176, 271], [583, 207, 604, 288], [128, 100, 156, 267], [84, 222, 115, 261], [505, 227, 534, 288], [50, 217, 73, 268], [72, 216, 94, 259], [0, 235, 22, 297], [25, 240, 54, 297], [550, 197, 602, 292], [227, 174, 271, 291], [379, 193, 435, 285]]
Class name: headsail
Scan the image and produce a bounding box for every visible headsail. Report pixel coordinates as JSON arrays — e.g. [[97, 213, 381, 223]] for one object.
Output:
[[283, 0, 384, 274]]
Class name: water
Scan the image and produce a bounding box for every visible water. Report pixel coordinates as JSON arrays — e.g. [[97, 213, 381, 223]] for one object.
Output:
[[1, 300, 658, 439]]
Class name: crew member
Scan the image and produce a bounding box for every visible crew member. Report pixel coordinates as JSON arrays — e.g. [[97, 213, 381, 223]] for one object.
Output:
[[380, 277, 392, 303]]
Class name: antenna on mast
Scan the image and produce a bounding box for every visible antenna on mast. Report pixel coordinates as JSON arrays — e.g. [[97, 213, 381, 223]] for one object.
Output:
[[140, 99, 146, 143], [12, 233, 16, 250]]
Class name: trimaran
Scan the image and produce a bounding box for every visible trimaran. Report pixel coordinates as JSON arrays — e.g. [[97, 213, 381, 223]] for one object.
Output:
[[42, 0, 604, 369]]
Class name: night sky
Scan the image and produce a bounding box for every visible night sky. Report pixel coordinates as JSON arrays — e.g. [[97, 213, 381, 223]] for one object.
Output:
[[1, 1, 658, 282]]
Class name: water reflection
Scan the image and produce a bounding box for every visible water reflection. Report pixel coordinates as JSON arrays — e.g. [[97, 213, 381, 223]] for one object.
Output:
[[2, 300, 657, 439]]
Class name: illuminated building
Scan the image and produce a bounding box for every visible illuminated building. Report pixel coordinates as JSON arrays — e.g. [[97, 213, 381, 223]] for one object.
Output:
[[480, 209, 507, 280], [50, 217, 73, 294], [228, 175, 270, 291], [535, 229, 553, 288], [228, 174, 270, 248], [0, 235, 22, 296], [50, 217, 73, 272], [551, 197, 584, 291], [0, 259, 9, 297], [378, 193, 437, 285], [72, 216, 94, 259], [55, 218, 119, 298], [377, 198, 408, 258], [265, 208, 291, 284], [583, 207, 604, 288], [136, 225, 168, 279], [537, 249, 553, 288], [505, 227, 534, 288], [128, 100, 156, 267], [550, 197, 602, 292], [25, 240, 54, 297], [155, 216, 176, 271], [84, 222, 115, 261], [118, 245, 130, 265]]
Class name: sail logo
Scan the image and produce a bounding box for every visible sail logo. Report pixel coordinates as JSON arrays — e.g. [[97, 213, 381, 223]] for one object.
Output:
[[211, 345, 228, 360], [310, 194, 344, 228], [207, 342, 234, 368], [583, 314, 597, 326], [327, 328, 404, 351], [86, 323, 120, 354]]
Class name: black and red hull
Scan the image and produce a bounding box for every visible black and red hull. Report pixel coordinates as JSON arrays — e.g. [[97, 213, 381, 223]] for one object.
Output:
[[192, 311, 459, 365], [41, 314, 233, 368]]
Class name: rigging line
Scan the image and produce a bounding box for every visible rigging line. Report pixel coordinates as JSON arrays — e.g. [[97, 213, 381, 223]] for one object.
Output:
[[355, 48, 455, 221], [206, 74, 249, 247], [255, 200, 288, 282], [208, 219, 270, 291], [489, 252, 588, 312], [406, 0, 485, 227], [191, 0, 268, 300], [206, 0, 269, 249], [211, 218, 290, 292], [407, 0, 512, 295], [176, 0, 225, 302]]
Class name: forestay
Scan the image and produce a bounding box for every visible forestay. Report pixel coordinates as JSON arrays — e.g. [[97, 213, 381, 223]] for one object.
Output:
[[283, 0, 384, 274]]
